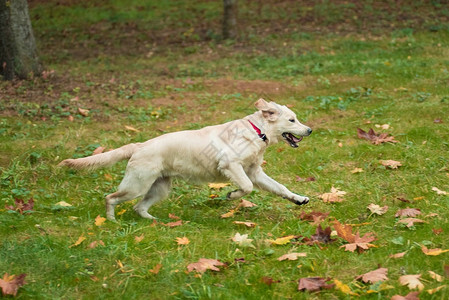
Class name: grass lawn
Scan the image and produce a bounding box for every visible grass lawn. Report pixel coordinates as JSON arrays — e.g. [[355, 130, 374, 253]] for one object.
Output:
[[1, 0, 449, 298]]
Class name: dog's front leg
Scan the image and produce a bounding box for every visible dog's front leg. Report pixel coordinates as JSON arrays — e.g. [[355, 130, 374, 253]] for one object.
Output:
[[221, 163, 254, 200], [250, 167, 309, 205]]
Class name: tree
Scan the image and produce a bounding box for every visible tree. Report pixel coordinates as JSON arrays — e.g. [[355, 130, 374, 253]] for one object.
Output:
[[0, 0, 41, 80], [222, 0, 238, 39]]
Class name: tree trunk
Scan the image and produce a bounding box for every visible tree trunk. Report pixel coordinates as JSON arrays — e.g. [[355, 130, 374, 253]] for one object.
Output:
[[223, 0, 238, 40], [0, 0, 41, 80]]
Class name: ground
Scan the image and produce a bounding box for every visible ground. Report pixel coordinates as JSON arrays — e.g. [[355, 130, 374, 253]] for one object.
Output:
[[1, 0, 449, 299]]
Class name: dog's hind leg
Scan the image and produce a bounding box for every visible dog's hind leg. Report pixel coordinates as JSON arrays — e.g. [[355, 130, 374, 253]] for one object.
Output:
[[105, 165, 160, 220], [133, 176, 172, 219], [221, 163, 254, 200]]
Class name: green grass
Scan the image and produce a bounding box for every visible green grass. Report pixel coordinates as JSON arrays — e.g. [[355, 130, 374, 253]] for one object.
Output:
[[1, 0, 449, 299]]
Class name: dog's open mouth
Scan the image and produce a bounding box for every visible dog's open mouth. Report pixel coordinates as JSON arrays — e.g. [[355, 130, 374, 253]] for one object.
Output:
[[282, 132, 303, 148]]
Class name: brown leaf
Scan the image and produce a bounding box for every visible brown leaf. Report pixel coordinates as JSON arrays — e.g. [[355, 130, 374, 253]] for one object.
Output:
[[208, 182, 230, 189], [397, 218, 426, 228], [356, 268, 388, 283], [333, 220, 355, 243], [168, 213, 180, 220], [298, 277, 334, 292], [124, 125, 140, 132], [309, 225, 335, 244], [399, 274, 424, 291], [428, 271, 443, 282], [389, 252, 406, 259], [92, 146, 105, 155], [391, 291, 420, 300], [427, 285, 446, 295], [299, 211, 329, 225], [161, 220, 183, 227], [0, 273, 26, 297], [78, 107, 89, 117], [357, 128, 398, 145], [186, 258, 225, 273], [296, 176, 316, 182], [233, 221, 256, 228], [237, 199, 257, 208], [176, 237, 190, 245], [277, 252, 307, 261], [149, 264, 162, 274], [134, 235, 144, 243], [397, 197, 411, 203], [260, 276, 280, 285], [421, 245, 449, 256], [220, 209, 236, 219], [367, 204, 389, 215], [380, 160, 402, 169], [88, 240, 105, 249], [342, 232, 377, 252], [395, 208, 421, 218], [432, 228, 443, 235], [5, 198, 34, 215], [320, 187, 346, 203]]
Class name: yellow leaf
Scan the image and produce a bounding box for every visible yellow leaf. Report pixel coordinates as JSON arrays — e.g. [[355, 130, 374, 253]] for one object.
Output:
[[124, 125, 140, 132], [422, 245, 449, 256], [268, 235, 295, 245], [233, 221, 256, 228], [69, 235, 86, 248], [428, 271, 443, 282], [95, 215, 106, 226], [117, 209, 127, 216], [221, 209, 236, 219], [351, 168, 364, 174], [134, 234, 144, 243], [176, 237, 190, 245], [334, 279, 358, 296], [149, 264, 162, 274], [427, 285, 446, 295], [208, 183, 230, 189]]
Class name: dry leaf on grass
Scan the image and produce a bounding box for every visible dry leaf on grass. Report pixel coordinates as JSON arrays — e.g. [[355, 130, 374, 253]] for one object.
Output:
[[78, 107, 89, 116], [176, 237, 190, 245], [134, 235, 144, 243], [380, 160, 402, 169], [186, 258, 225, 273], [334, 220, 376, 252], [233, 221, 256, 228], [351, 167, 364, 174], [389, 252, 406, 259], [94, 215, 106, 226], [208, 183, 230, 189], [299, 211, 329, 225], [399, 274, 424, 291], [298, 277, 334, 292], [161, 220, 183, 227], [0, 273, 27, 297], [268, 235, 296, 245], [356, 268, 388, 283], [306, 225, 336, 245], [221, 209, 236, 218], [5, 198, 34, 215], [367, 204, 389, 215], [427, 285, 446, 295], [124, 125, 140, 132], [432, 187, 448, 195], [428, 271, 443, 282], [260, 276, 280, 285], [397, 218, 426, 228], [357, 128, 398, 145], [395, 208, 421, 218], [334, 279, 359, 296], [277, 252, 307, 261], [238, 199, 257, 208], [69, 235, 86, 248], [232, 233, 255, 248], [319, 187, 346, 203], [421, 245, 449, 256], [149, 264, 162, 274], [391, 291, 420, 300]]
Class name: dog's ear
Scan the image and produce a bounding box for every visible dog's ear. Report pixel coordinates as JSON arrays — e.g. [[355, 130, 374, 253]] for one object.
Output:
[[255, 98, 278, 121]]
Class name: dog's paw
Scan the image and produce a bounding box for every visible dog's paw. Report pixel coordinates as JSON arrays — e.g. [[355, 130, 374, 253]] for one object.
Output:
[[288, 194, 309, 206]]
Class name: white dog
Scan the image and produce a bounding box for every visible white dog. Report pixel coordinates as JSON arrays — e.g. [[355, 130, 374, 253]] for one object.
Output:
[[59, 98, 312, 220]]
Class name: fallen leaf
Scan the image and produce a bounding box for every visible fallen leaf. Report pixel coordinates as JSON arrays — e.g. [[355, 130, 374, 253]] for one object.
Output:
[[69, 235, 86, 248], [391, 291, 420, 300], [116, 208, 126, 216], [427, 285, 446, 294], [187, 258, 225, 273], [68, 115, 74, 122], [380, 160, 402, 169], [92, 146, 105, 155], [319, 187, 346, 203], [94, 215, 106, 226], [124, 125, 140, 132], [397, 218, 426, 228], [334, 279, 358, 296], [233, 221, 256, 228], [399, 274, 424, 291], [375, 124, 390, 130], [421, 245, 449, 256], [268, 235, 295, 245], [220, 209, 236, 218], [334, 220, 376, 252], [356, 268, 388, 283], [5, 198, 34, 214], [432, 228, 443, 235], [176, 237, 190, 245], [389, 252, 406, 259], [208, 182, 230, 189], [428, 271, 443, 282], [149, 264, 162, 274], [161, 220, 183, 227], [232, 233, 255, 248], [299, 211, 329, 225], [0, 273, 26, 297], [357, 128, 398, 145], [333, 220, 355, 243], [308, 225, 335, 245], [367, 204, 389, 215], [296, 176, 316, 182], [134, 234, 144, 243], [168, 213, 180, 220], [88, 240, 105, 248], [397, 197, 411, 203], [395, 208, 421, 218], [78, 107, 89, 117], [54, 201, 72, 207], [277, 252, 307, 261], [104, 173, 113, 181], [432, 187, 448, 195], [260, 276, 280, 285], [351, 167, 364, 174], [238, 199, 257, 208], [298, 277, 334, 292]]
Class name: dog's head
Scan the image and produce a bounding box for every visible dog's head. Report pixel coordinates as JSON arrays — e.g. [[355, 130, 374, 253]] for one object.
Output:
[[255, 98, 312, 148]]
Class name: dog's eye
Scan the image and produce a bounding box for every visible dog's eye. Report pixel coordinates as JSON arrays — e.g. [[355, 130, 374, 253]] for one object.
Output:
[[289, 119, 295, 123]]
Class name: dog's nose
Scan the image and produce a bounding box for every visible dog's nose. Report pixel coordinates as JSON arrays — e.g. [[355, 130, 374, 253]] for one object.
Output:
[[307, 128, 313, 135]]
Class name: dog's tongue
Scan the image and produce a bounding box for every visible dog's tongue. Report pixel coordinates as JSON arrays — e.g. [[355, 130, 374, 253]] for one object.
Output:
[[292, 135, 303, 143]]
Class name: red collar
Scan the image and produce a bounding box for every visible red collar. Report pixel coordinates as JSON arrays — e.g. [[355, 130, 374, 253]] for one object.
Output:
[[248, 120, 267, 142]]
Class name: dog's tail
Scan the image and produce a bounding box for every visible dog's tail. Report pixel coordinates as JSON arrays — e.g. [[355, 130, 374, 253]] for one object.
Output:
[[58, 143, 140, 170]]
